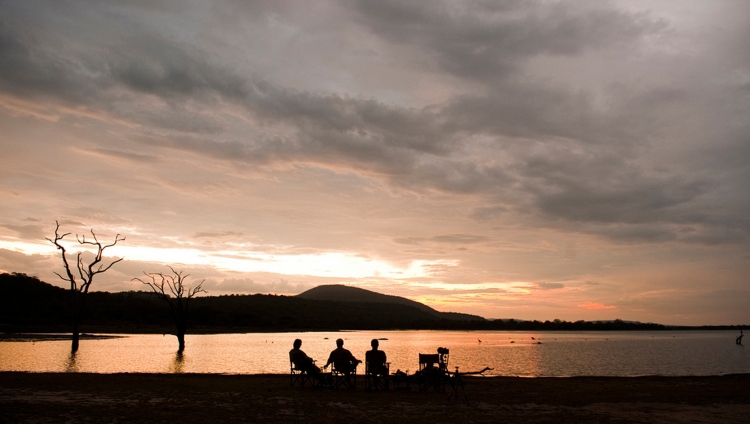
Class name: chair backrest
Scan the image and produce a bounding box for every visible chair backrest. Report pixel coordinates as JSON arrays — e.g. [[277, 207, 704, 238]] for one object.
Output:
[[366, 350, 385, 365], [365, 351, 389, 376], [418, 353, 440, 371], [289, 351, 314, 388], [290, 351, 309, 372]]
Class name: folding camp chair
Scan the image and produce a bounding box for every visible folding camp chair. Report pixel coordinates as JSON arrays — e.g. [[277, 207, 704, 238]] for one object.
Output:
[[290, 353, 315, 388], [364, 359, 390, 391], [418, 348, 449, 392], [331, 361, 358, 390]]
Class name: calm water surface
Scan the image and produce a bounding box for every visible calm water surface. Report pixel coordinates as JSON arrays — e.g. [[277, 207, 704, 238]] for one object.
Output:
[[1, 331, 747, 376]]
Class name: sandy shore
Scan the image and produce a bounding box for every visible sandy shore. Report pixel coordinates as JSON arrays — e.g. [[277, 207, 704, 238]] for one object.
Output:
[[1, 372, 749, 423]]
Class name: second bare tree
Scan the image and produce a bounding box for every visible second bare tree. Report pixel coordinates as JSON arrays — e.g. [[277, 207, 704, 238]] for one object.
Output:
[[135, 266, 206, 353]]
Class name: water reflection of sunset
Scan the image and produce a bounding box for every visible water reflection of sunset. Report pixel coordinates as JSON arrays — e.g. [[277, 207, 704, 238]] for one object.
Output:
[[2, 331, 747, 376]]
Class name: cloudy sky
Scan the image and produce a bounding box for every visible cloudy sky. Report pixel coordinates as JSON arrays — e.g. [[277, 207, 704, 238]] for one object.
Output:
[[1, 0, 748, 325]]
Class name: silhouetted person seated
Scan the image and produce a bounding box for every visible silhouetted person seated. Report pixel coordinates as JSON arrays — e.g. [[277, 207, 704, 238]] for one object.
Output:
[[324, 338, 361, 375], [366, 339, 388, 375], [365, 339, 389, 390], [290, 339, 323, 378]]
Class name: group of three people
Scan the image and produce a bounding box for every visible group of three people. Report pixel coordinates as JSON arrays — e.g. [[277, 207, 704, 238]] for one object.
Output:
[[290, 337, 387, 377]]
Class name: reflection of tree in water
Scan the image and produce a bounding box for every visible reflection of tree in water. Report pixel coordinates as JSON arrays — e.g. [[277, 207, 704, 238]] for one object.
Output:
[[65, 351, 79, 373], [171, 352, 185, 374]]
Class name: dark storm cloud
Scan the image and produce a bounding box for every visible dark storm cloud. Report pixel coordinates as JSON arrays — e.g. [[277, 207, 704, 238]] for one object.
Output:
[[439, 85, 685, 146], [113, 37, 455, 156], [347, 0, 665, 82], [113, 49, 245, 101], [0, 15, 454, 169], [528, 162, 712, 225], [0, 1, 662, 148], [538, 180, 708, 224], [0, 26, 104, 112], [0, 0, 746, 248], [0, 8, 250, 131], [0, 6, 641, 155]]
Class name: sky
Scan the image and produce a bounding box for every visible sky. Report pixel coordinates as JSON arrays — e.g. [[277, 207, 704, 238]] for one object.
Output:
[[1, 0, 749, 325]]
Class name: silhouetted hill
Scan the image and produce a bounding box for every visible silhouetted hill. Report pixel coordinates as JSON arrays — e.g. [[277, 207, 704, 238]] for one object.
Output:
[[298, 284, 432, 311], [3, 272, 67, 297], [1, 273, 69, 329], [1, 273, 481, 332], [298, 284, 485, 321]]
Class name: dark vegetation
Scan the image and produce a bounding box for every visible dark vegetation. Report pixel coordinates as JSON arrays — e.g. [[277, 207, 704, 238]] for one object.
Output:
[[2, 272, 744, 334]]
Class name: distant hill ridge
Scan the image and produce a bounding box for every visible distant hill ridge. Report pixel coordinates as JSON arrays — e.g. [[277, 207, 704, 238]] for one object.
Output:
[[297, 284, 485, 321], [9, 272, 732, 331]]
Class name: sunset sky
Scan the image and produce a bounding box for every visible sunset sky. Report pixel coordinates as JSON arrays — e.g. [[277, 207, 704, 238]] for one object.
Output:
[[1, 0, 749, 325]]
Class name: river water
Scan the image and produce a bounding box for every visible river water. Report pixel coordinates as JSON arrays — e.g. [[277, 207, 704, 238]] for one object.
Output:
[[1, 330, 747, 376]]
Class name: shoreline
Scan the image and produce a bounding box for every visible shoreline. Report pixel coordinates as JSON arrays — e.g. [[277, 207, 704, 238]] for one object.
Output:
[[0, 333, 122, 342], [2, 372, 749, 423], [2, 327, 743, 338], [2, 325, 746, 336]]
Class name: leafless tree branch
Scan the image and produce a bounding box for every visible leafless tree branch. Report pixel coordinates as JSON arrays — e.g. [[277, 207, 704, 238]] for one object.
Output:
[[46, 221, 76, 289], [47, 220, 126, 352], [133, 266, 206, 352]]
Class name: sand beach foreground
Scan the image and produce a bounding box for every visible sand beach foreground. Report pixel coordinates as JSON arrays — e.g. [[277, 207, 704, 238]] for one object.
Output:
[[1, 372, 749, 423]]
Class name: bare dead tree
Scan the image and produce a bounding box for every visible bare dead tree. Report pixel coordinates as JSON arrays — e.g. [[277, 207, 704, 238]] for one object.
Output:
[[47, 220, 125, 352], [134, 266, 206, 353]]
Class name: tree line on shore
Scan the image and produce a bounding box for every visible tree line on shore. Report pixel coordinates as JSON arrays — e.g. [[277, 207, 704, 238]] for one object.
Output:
[[6, 272, 743, 335]]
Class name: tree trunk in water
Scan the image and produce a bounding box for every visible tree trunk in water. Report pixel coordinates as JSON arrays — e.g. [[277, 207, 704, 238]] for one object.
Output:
[[70, 290, 82, 353], [71, 321, 80, 353], [176, 319, 186, 353], [176, 331, 185, 353]]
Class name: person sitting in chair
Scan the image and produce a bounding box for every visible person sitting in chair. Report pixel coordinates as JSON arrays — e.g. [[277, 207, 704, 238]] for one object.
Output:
[[365, 339, 388, 375], [324, 338, 361, 374], [366, 338, 389, 390], [290, 339, 321, 374]]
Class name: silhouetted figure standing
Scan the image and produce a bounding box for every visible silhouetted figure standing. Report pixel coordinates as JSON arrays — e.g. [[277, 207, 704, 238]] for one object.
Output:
[[325, 338, 361, 374], [737, 330, 743, 345]]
